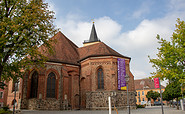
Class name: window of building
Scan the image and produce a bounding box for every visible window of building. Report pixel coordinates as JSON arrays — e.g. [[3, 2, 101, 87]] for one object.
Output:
[[12, 80, 20, 92], [0, 92, 3, 99], [143, 98, 145, 101], [30, 71, 38, 98], [11, 99, 17, 108], [97, 68, 104, 89], [0, 102, 3, 108], [139, 97, 141, 102], [138, 92, 140, 96], [142, 91, 144, 95], [47, 72, 56, 98]]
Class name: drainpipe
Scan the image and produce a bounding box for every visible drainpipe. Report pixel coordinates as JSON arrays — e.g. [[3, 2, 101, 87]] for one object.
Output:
[[79, 65, 81, 110]]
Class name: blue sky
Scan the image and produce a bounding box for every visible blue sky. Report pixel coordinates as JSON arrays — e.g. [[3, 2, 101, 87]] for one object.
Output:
[[45, 0, 185, 83]]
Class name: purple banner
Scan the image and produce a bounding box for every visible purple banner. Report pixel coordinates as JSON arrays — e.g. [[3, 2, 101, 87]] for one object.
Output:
[[117, 58, 126, 90]]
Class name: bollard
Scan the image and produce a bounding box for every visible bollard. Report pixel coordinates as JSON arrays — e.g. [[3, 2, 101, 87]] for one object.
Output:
[[109, 96, 111, 114]]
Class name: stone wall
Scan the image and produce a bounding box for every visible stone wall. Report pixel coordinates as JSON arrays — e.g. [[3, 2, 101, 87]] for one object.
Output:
[[86, 91, 136, 110], [28, 98, 61, 110]]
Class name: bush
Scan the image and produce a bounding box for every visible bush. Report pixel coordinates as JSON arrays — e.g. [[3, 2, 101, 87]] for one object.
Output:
[[136, 104, 145, 108], [0, 108, 12, 114], [2, 106, 9, 111]]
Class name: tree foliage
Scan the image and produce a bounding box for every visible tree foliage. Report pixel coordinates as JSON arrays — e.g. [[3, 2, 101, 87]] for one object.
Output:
[[149, 18, 185, 84], [146, 90, 160, 101], [162, 81, 184, 109], [0, 0, 57, 83], [163, 81, 183, 100]]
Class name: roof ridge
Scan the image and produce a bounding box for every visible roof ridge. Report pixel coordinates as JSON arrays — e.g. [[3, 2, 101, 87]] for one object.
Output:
[[58, 31, 78, 48], [38, 31, 79, 65], [78, 42, 131, 61]]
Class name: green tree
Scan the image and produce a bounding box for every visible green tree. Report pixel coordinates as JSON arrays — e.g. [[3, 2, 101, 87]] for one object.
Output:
[[146, 90, 160, 101], [149, 18, 185, 84], [162, 89, 173, 102], [162, 81, 182, 109], [0, 0, 57, 84]]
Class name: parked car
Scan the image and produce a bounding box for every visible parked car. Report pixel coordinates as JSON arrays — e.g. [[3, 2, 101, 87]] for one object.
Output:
[[154, 101, 164, 106], [173, 101, 181, 105]]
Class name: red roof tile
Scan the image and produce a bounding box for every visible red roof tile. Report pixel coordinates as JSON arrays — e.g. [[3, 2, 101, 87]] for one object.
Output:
[[38, 31, 131, 65], [134, 79, 165, 90], [39, 31, 79, 65], [78, 42, 130, 61]]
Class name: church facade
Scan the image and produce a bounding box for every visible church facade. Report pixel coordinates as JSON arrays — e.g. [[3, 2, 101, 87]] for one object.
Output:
[[20, 24, 136, 110]]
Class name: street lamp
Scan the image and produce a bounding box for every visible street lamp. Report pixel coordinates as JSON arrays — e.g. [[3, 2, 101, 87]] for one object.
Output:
[[125, 74, 130, 114]]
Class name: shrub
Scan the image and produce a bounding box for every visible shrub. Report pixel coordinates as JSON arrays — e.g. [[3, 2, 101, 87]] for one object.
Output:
[[0, 108, 12, 114], [2, 106, 9, 111], [136, 104, 145, 108]]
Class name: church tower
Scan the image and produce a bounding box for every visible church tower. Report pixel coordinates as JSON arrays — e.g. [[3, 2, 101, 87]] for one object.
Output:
[[83, 23, 101, 46]]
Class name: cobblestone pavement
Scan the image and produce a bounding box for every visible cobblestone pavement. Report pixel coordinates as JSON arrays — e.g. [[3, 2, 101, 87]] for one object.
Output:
[[21, 106, 185, 114]]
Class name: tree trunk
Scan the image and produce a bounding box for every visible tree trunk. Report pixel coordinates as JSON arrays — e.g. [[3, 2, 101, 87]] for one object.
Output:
[[176, 98, 179, 110], [0, 65, 3, 82], [172, 100, 175, 108]]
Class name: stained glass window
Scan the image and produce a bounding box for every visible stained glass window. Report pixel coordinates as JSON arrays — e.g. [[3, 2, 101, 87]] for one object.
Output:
[[98, 68, 104, 89], [30, 71, 38, 98], [47, 72, 56, 98]]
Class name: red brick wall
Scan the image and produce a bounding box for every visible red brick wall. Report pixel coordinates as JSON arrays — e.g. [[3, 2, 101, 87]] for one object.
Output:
[[80, 56, 135, 108], [0, 87, 8, 107], [62, 65, 79, 109], [6, 79, 23, 109]]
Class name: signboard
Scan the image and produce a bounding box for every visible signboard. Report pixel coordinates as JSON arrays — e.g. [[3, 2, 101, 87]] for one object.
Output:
[[154, 78, 160, 88], [117, 58, 126, 90]]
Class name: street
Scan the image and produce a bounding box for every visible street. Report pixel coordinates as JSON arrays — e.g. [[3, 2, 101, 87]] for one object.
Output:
[[21, 106, 184, 114]]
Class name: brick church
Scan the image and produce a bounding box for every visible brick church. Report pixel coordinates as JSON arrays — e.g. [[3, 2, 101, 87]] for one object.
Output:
[[20, 23, 136, 110]]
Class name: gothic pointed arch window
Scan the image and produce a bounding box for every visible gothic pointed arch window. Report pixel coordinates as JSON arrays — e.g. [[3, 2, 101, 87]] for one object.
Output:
[[47, 72, 56, 98], [30, 71, 38, 98], [97, 68, 104, 89]]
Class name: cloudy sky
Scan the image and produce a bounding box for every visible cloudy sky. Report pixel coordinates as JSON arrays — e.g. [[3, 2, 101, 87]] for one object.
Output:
[[45, 0, 185, 81]]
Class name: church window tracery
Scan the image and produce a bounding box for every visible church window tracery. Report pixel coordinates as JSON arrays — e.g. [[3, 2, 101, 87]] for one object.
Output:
[[47, 72, 56, 98], [30, 71, 38, 98], [97, 68, 104, 89]]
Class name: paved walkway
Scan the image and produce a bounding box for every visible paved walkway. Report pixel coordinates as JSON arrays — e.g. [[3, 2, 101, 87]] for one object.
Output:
[[21, 106, 184, 114]]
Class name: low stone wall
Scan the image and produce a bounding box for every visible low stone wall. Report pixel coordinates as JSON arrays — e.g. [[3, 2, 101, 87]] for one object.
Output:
[[28, 98, 61, 110], [86, 91, 136, 110]]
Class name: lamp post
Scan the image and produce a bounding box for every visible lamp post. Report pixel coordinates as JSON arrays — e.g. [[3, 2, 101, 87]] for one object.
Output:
[[125, 74, 130, 114]]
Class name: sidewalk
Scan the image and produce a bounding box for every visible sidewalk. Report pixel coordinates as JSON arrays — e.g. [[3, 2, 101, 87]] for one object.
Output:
[[21, 106, 184, 114]]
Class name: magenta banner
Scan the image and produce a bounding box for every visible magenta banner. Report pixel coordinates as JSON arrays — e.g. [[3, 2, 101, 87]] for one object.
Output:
[[154, 78, 160, 88], [117, 58, 126, 90]]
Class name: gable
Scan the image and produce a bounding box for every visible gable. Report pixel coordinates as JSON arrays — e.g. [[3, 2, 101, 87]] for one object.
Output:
[[39, 31, 79, 65]]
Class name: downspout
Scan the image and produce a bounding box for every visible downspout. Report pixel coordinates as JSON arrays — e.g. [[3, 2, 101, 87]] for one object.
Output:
[[79, 65, 81, 110]]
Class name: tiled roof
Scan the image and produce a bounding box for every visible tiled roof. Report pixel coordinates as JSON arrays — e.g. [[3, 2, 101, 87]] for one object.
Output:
[[134, 78, 165, 90], [39, 31, 79, 65], [78, 42, 131, 61], [38, 31, 131, 65]]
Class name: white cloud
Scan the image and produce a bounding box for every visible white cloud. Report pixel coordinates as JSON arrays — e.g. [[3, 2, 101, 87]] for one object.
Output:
[[132, 70, 148, 79], [168, 0, 185, 11], [132, 0, 152, 19], [53, 0, 185, 79]]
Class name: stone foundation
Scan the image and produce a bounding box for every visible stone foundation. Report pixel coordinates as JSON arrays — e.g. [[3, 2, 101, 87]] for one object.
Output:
[[28, 98, 61, 110], [86, 91, 136, 110]]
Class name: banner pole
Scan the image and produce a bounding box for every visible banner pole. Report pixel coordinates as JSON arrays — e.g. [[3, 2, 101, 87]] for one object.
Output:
[[159, 78, 164, 114]]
